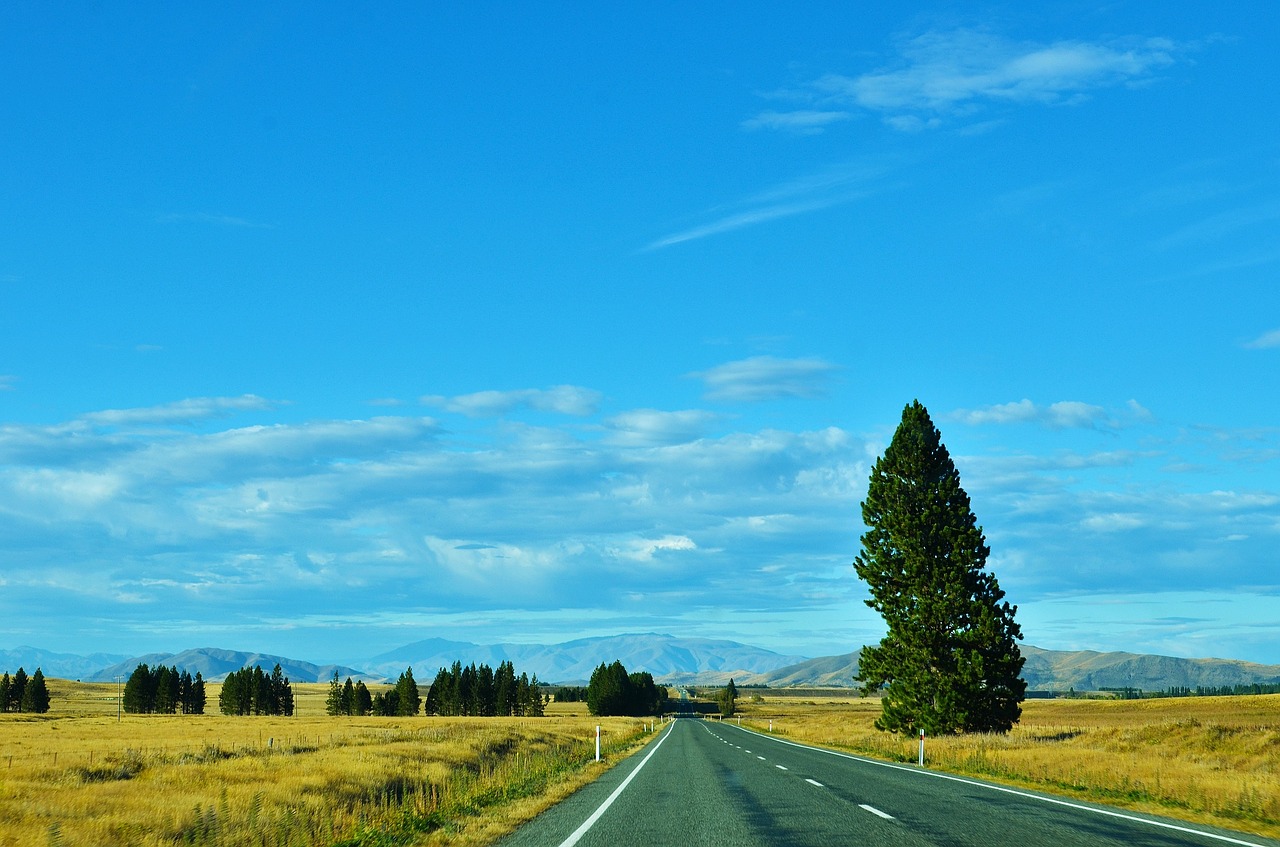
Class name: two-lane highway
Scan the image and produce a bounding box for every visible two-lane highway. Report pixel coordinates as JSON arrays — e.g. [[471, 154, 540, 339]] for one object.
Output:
[[499, 717, 1280, 847]]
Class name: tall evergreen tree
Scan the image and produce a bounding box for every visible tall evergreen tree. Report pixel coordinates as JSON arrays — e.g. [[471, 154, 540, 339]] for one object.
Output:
[[854, 401, 1026, 735], [394, 667, 421, 716], [325, 671, 344, 716], [123, 664, 153, 714], [10, 668, 28, 712], [22, 668, 51, 713], [0, 673, 9, 713]]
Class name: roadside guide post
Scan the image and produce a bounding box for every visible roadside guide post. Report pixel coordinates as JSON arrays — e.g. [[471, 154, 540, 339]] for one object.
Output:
[[918, 729, 925, 766], [595, 726, 601, 763]]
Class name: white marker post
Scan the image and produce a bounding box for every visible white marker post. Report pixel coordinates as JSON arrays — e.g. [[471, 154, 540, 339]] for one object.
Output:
[[595, 726, 601, 763], [918, 729, 925, 766]]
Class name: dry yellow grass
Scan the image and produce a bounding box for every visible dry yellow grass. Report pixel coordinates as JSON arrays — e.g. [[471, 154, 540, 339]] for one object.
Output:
[[736, 692, 1280, 839], [0, 680, 655, 847]]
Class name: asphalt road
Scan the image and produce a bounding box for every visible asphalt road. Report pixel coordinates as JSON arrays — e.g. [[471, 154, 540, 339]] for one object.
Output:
[[498, 717, 1280, 847]]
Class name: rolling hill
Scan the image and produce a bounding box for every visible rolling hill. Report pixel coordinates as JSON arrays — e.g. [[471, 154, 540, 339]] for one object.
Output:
[[9, 636, 1280, 692]]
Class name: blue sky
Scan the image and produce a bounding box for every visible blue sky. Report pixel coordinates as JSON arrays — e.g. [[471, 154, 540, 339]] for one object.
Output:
[[2, 2, 1277, 666]]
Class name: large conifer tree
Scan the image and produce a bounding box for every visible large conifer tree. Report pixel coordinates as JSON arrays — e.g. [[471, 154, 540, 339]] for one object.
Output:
[[854, 401, 1026, 735]]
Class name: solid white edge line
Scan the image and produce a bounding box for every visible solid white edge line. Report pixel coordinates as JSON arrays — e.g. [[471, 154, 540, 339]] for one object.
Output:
[[860, 803, 895, 820], [724, 723, 1272, 847], [557, 721, 675, 847]]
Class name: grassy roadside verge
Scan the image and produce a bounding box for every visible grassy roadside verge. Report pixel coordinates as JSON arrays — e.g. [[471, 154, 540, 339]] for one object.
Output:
[[734, 693, 1280, 840], [0, 681, 660, 847]]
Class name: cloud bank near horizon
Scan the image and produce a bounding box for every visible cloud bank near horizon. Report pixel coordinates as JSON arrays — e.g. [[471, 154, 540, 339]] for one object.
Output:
[[1, 380, 1276, 663]]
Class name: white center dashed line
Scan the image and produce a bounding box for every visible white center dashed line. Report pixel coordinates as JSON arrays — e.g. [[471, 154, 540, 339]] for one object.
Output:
[[860, 804, 895, 821], [775, 765, 788, 771], [805, 779, 824, 787]]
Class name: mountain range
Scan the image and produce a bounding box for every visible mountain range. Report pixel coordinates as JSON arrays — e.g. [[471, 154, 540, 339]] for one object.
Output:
[[4, 636, 1279, 692]]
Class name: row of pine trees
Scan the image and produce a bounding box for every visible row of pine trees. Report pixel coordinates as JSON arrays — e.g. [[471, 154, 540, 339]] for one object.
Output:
[[0, 667, 51, 713], [327, 663, 548, 717], [326, 668, 422, 716], [426, 661, 544, 717], [122, 664, 207, 714], [218, 664, 295, 716]]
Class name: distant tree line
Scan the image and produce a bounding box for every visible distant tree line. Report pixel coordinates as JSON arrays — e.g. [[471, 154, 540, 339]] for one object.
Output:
[[0, 667, 50, 714], [1100, 684, 1280, 700], [123, 664, 206, 714], [218, 664, 294, 716], [553, 686, 588, 703], [586, 661, 664, 717], [426, 661, 545, 717]]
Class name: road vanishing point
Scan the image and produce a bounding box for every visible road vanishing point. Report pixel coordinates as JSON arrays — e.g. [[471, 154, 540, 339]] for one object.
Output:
[[499, 717, 1279, 847]]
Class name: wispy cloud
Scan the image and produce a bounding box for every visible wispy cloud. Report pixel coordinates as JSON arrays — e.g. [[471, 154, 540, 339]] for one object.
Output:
[[604, 409, 720, 446], [80, 395, 275, 427], [421, 385, 602, 417], [950, 398, 1152, 430], [740, 110, 851, 134], [1243, 328, 1280, 350], [752, 29, 1183, 133], [0, 375, 15, 391], [156, 212, 275, 229], [690, 356, 839, 403], [643, 161, 887, 250]]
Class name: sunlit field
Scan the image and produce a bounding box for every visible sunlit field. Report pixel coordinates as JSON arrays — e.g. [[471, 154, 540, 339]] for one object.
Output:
[[734, 690, 1280, 839], [0, 679, 655, 847]]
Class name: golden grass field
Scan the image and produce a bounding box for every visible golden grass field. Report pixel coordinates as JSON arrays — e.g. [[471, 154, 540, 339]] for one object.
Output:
[[4, 680, 1278, 845], [0, 679, 656, 847], [735, 691, 1280, 839]]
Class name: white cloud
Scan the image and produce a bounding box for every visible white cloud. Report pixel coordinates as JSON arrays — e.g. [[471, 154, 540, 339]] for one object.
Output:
[[740, 110, 851, 134], [690, 356, 839, 402], [1244, 327, 1280, 350], [604, 409, 720, 446], [642, 160, 887, 250], [950, 398, 1148, 430], [613, 535, 698, 562], [80, 395, 275, 427], [791, 30, 1181, 131], [422, 385, 601, 417]]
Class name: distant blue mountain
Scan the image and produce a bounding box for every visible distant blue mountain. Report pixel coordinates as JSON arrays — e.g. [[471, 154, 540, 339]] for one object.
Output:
[[366, 632, 807, 683], [0, 646, 128, 681], [86, 647, 372, 683]]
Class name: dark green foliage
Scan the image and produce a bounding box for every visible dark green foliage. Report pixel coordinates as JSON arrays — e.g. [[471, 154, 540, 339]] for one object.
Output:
[[394, 667, 421, 716], [854, 401, 1026, 735], [585, 661, 665, 716], [122, 664, 206, 714], [717, 678, 737, 717], [4, 668, 29, 712], [325, 671, 343, 716], [22, 668, 51, 713], [218, 664, 294, 716], [553, 686, 588, 702], [0, 667, 51, 713], [424, 661, 545, 717]]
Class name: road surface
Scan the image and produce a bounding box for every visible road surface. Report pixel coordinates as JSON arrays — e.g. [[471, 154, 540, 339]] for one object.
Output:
[[498, 717, 1279, 847]]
